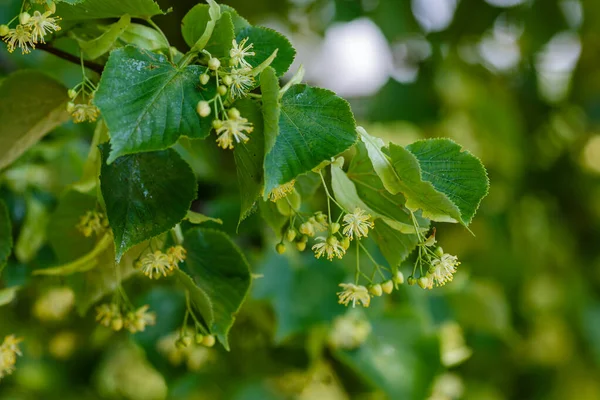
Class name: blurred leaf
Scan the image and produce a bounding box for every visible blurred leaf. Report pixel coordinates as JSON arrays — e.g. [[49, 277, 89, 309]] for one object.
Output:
[[0, 71, 69, 170], [253, 254, 346, 342], [47, 190, 97, 262], [182, 228, 252, 349], [406, 138, 489, 225], [95, 46, 215, 162], [233, 99, 265, 225], [0, 286, 19, 306], [333, 312, 441, 400], [259, 199, 287, 234], [236, 26, 296, 76], [57, 0, 167, 20], [0, 200, 12, 274], [100, 145, 197, 261], [15, 196, 49, 263], [264, 84, 357, 195]]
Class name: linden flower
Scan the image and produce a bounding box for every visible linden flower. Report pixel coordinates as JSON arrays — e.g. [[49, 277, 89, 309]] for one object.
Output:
[[214, 109, 254, 150], [268, 179, 295, 202], [27, 11, 61, 43], [76, 210, 107, 237], [312, 236, 346, 261], [342, 208, 374, 240], [229, 37, 255, 68], [337, 283, 371, 308], [3, 24, 35, 54], [95, 303, 121, 327], [124, 305, 157, 333], [167, 245, 187, 264], [136, 251, 174, 279], [430, 253, 460, 286], [229, 68, 255, 99], [69, 102, 100, 123], [0, 335, 23, 380], [328, 311, 372, 350]]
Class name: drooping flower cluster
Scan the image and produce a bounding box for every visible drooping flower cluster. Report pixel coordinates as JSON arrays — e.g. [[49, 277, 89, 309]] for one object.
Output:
[[269, 179, 296, 202], [0, 2, 61, 54], [342, 207, 375, 240], [135, 245, 187, 279], [76, 210, 108, 237], [67, 82, 100, 124], [212, 108, 254, 150], [156, 332, 216, 371], [96, 303, 156, 333], [336, 270, 404, 309], [0, 335, 23, 380]]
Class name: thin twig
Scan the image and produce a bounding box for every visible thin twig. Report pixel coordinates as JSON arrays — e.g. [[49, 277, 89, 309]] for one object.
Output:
[[37, 43, 104, 74]]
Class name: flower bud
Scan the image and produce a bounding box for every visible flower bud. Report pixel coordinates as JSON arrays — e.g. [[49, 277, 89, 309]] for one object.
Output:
[[217, 85, 227, 96], [208, 57, 220, 71], [175, 337, 190, 349], [0, 25, 10, 37], [330, 222, 340, 234], [195, 334, 204, 344], [326, 236, 338, 246], [340, 236, 350, 250], [19, 12, 31, 25], [299, 235, 309, 243], [315, 212, 327, 224], [276, 243, 286, 254], [417, 277, 429, 289], [66, 102, 75, 113], [227, 108, 241, 119], [202, 335, 216, 347], [111, 317, 123, 331], [212, 119, 223, 129], [296, 241, 306, 251], [200, 73, 210, 85], [381, 280, 394, 294], [435, 247, 444, 257], [369, 284, 383, 297], [393, 270, 405, 285], [407, 276, 416, 286], [222, 75, 233, 86], [285, 229, 297, 242], [299, 222, 315, 237], [196, 100, 211, 117], [68, 89, 77, 99]]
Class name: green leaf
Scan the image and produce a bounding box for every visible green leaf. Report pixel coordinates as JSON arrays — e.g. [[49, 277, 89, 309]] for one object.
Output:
[[233, 99, 265, 225], [47, 190, 97, 262], [0, 200, 12, 275], [221, 5, 250, 33], [259, 200, 287, 235], [334, 312, 442, 400], [119, 23, 169, 51], [253, 254, 346, 342], [57, 0, 167, 20], [100, 145, 197, 261], [236, 26, 296, 76], [0, 71, 69, 170], [95, 46, 215, 163], [182, 5, 235, 58], [347, 143, 428, 234], [358, 128, 461, 224], [15, 196, 49, 263], [0, 286, 19, 307], [174, 269, 213, 329], [260, 67, 280, 158], [264, 84, 357, 196], [185, 210, 223, 225], [181, 228, 252, 349], [371, 220, 419, 268], [406, 138, 489, 225], [78, 14, 131, 60]]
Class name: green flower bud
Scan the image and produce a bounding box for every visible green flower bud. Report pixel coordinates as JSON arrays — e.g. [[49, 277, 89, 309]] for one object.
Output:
[[296, 241, 306, 251], [218, 85, 228, 96], [200, 73, 210, 85], [381, 280, 394, 294], [196, 100, 211, 117], [212, 119, 223, 129], [369, 284, 383, 297], [276, 243, 286, 254], [330, 222, 340, 234], [315, 212, 327, 224], [111, 317, 123, 331], [19, 12, 31, 25], [407, 276, 417, 286], [0, 25, 9, 37], [435, 247, 444, 257], [66, 102, 75, 113], [227, 108, 241, 119], [195, 334, 204, 344], [222, 75, 233, 86], [393, 270, 405, 285], [202, 335, 216, 347], [67, 89, 77, 99], [341, 236, 351, 250], [417, 277, 429, 289], [285, 229, 297, 242], [299, 222, 315, 237]]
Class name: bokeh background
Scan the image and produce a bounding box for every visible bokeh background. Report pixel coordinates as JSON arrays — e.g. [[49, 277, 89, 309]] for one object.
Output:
[[1, 0, 600, 399]]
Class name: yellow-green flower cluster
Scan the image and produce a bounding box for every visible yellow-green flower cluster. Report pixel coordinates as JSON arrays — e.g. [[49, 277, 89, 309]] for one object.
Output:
[[337, 271, 405, 309], [135, 245, 187, 280], [269, 179, 296, 202], [0, 335, 23, 380], [0, 2, 61, 54], [96, 303, 156, 333], [67, 87, 100, 124], [156, 332, 216, 371], [328, 311, 372, 350], [76, 210, 108, 237]]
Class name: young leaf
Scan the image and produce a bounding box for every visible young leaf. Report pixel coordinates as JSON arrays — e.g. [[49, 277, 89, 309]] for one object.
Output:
[[100, 145, 197, 261], [181, 5, 235, 58], [0, 71, 69, 170], [181, 228, 252, 349], [260, 67, 280, 158], [95, 46, 216, 163], [236, 26, 296, 76], [185, 211, 223, 225], [119, 23, 169, 51], [57, 0, 166, 20], [0, 200, 12, 274], [264, 84, 357, 196], [406, 138, 489, 225], [233, 99, 265, 225]]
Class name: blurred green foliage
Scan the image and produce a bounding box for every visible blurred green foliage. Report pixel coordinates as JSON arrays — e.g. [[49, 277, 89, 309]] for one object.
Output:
[[2, 0, 600, 399]]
